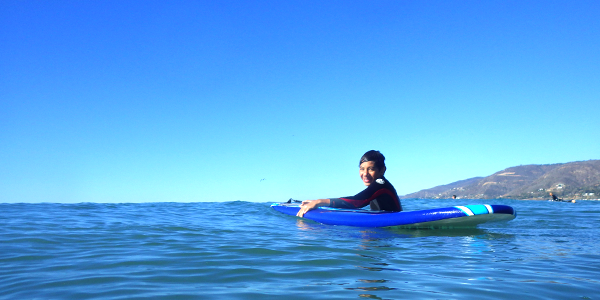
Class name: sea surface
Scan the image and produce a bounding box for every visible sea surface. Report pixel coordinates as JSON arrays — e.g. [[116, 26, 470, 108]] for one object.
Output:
[[1, 199, 599, 299]]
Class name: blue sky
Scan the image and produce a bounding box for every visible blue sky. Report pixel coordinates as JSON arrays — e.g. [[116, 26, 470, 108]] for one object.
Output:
[[2, 0, 599, 203]]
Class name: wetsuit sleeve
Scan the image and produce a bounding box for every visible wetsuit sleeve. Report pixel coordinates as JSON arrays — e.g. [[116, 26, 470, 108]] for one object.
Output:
[[329, 197, 363, 209], [329, 184, 386, 209]]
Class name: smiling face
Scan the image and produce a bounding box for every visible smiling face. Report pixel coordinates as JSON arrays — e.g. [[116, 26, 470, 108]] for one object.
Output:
[[359, 161, 386, 186]]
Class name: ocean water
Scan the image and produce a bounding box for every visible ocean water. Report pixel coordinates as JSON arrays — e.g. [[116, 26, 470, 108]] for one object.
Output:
[[1, 199, 599, 300]]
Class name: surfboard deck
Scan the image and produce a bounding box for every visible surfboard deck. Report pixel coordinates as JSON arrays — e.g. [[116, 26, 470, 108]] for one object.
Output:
[[271, 203, 516, 228]]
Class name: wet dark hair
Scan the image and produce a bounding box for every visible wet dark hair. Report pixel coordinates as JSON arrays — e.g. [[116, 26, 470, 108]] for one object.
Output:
[[359, 150, 386, 170]]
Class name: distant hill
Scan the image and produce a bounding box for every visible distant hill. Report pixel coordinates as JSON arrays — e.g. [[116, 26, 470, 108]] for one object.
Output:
[[401, 160, 600, 200]]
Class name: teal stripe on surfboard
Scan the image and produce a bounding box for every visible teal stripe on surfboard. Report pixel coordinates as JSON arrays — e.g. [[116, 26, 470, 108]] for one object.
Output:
[[455, 205, 493, 216], [466, 204, 491, 215]]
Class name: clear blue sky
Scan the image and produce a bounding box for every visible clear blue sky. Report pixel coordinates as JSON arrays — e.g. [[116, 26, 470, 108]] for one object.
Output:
[[2, 0, 599, 203]]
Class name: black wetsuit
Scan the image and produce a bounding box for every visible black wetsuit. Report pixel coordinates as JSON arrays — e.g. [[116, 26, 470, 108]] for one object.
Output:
[[329, 176, 402, 211], [551, 194, 570, 202]]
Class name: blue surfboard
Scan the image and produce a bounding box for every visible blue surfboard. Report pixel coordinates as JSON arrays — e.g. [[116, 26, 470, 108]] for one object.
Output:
[[271, 202, 516, 228]]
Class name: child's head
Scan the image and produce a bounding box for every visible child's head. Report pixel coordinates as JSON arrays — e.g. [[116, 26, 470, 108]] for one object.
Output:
[[359, 150, 386, 170], [359, 150, 387, 186]]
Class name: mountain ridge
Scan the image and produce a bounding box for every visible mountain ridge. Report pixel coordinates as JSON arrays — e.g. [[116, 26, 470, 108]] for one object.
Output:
[[401, 160, 600, 200]]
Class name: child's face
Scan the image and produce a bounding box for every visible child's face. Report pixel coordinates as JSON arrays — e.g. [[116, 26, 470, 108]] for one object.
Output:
[[359, 161, 385, 186]]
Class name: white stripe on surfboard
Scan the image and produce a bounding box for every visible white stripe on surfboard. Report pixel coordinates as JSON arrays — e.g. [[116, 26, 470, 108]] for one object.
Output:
[[455, 206, 474, 216], [484, 204, 493, 214]]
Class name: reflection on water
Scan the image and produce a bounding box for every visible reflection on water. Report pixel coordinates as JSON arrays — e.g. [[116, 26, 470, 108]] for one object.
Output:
[[346, 286, 397, 291], [293, 218, 514, 239], [385, 227, 489, 237], [358, 294, 386, 300], [350, 280, 396, 300], [333, 225, 519, 299], [295, 218, 316, 232]]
